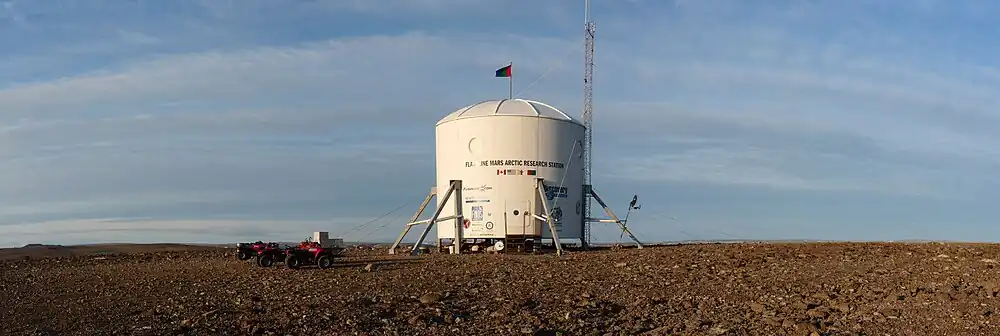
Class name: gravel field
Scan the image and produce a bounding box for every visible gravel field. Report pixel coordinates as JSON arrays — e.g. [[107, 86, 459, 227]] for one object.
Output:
[[4, 242, 1000, 335]]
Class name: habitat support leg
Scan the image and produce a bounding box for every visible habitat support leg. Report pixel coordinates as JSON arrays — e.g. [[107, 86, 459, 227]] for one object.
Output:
[[590, 188, 643, 249], [409, 181, 460, 256], [536, 179, 564, 256], [384, 181, 462, 256], [452, 181, 463, 255], [388, 187, 436, 255]]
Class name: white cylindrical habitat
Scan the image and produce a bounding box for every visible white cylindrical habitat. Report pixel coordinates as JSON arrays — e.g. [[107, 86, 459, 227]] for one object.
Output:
[[434, 99, 585, 244]]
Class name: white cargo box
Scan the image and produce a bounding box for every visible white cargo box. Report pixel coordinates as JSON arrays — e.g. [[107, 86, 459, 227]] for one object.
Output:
[[313, 231, 344, 248]]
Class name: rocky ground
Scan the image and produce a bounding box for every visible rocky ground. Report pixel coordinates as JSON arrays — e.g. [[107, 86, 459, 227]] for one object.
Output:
[[4, 242, 1000, 335]]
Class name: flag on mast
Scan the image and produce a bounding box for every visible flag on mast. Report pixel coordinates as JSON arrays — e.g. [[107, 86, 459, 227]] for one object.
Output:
[[495, 64, 512, 77], [497, 63, 513, 99]]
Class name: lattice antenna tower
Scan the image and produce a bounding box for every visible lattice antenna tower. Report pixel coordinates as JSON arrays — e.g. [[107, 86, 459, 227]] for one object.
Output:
[[582, 0, 596, 247]]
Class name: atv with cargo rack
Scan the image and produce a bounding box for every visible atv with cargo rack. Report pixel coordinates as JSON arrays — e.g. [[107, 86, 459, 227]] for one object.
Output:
[[235, 241, 279, 261], [283, 241, 344, 270]]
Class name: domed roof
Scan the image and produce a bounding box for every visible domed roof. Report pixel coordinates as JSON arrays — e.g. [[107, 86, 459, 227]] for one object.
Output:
[[437, 98, 584, 126]]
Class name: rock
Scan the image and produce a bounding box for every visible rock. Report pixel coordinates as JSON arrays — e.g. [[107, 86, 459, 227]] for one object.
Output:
[[806, 309, 828, 318], [792, 301, 810, 311], [795, 322, 818, 332], [615, 262, 627, 267], [749, 303, 766, 313], [707, 325, 728, 335], [642, 326, 673, 335], [811, 293, 831, 301], [419, 293, 442, 304], [363, 263, 374, 272]]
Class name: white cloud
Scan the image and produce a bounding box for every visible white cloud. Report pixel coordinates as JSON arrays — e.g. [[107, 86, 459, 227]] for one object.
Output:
[[0, 217, 390, 248], [607, 101, 1000, 169], [0, 32, 580, 117], [0, 191, 255, 217], [604, 145, 960, 198]]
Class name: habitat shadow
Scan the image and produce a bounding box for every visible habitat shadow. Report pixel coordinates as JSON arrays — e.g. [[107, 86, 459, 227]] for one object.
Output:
[[331, 258, 425, 269]]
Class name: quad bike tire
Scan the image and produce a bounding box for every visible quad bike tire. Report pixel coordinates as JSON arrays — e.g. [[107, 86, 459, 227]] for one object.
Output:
[[237, 250, 252, 261], [317, 255, 333, 269], [256, 254, 274, 267], [285, 254, 302, 269]]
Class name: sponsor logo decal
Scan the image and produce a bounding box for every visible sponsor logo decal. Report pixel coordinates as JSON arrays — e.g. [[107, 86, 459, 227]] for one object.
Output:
[[544, 186, 568, 200], [462, 185, 493, 192], [551, 207, 563, 222]]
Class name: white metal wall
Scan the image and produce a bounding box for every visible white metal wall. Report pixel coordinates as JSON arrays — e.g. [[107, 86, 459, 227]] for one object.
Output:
[[435, 115, 585, 241]]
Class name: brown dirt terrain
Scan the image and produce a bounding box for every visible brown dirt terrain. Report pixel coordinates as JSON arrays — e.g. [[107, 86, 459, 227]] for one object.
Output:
[[3, 242, 1000, 335]]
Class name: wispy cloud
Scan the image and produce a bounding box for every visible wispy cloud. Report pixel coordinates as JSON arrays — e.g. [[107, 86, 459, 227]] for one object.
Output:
[[0, 217, 384, 248], [0, 32, 580, 116]]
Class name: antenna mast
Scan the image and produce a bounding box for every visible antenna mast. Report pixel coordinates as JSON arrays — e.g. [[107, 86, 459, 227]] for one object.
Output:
[[581, 0, 595, 248]]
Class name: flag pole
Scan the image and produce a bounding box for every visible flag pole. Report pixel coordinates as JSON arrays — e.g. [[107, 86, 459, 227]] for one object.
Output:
[[508, 62, 513, 100]]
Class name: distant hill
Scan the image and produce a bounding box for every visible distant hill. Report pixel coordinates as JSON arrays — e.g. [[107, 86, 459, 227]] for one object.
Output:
[[0, 243, 225, 260]]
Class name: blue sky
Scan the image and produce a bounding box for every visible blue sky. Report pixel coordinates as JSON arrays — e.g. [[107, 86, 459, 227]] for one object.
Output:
[[2, 0, 1000, 247]]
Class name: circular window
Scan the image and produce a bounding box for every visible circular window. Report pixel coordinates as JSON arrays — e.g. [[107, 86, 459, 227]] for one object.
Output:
[[468, 137, 480, 155], [512, 209, 519, 216]]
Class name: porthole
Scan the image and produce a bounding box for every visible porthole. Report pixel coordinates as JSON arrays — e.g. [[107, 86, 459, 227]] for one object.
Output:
[[468, 137, 480, 155]]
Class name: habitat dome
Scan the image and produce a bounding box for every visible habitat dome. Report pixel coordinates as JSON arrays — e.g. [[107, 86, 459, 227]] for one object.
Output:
[[436, 98, 584, 126]]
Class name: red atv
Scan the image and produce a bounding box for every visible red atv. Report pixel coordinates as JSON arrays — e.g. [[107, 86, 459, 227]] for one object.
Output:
[[236, 241, 278, 261], [283, 241, 343, 270], [254, 243, 289, 267]]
